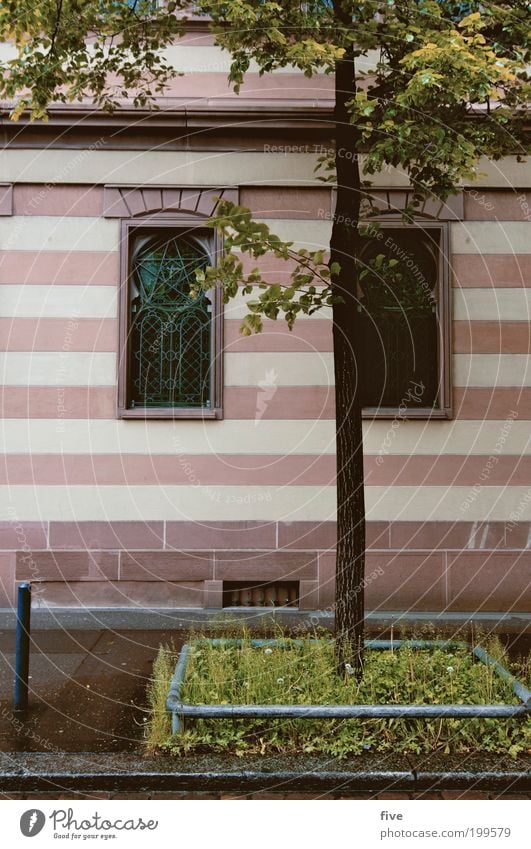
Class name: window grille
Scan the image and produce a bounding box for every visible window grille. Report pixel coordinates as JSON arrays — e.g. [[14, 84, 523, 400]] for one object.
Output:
[[129, 233, 212, 409]]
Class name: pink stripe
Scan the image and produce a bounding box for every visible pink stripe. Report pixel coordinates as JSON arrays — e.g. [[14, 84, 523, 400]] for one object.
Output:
[[446, 550, 529, 613], [0, 454, 335, 486], [0, 319, 117, 352], [240, 253, 529, 288], [464, 191, 530, 221], [0, 387, 115, 418], [0, 252, 118, 285], [454, 321, 531, 354], [225, 319, 332, 352], [452, 255, 531, 287], [239, 187, 332, 219], [365, 455, 531, 486], [0, 386, 526, 421], [2, 317, 524, 355], [454, 387, 531, 420], [226, 387, 531, 421], [13, 185, 103, 217], [224, 386, 335, 419], [0, 453, 528, 486], [141, 72, 334, 99]]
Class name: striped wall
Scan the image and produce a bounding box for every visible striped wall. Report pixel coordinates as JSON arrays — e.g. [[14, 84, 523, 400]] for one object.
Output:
[[0, 42, 529, 615]]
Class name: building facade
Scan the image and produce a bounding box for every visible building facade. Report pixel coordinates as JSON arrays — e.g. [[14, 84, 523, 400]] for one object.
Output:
[[0, 20, 529, 619]]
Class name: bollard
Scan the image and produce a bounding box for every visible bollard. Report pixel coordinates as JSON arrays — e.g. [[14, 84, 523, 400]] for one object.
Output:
[[14, 582, 31, 713]]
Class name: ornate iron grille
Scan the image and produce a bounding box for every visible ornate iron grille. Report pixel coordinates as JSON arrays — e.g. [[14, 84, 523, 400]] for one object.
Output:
[[129, 233, 212, 408]]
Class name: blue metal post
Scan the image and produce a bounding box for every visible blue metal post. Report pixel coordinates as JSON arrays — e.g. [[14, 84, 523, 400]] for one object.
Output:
[[14, 582, 31, 713]]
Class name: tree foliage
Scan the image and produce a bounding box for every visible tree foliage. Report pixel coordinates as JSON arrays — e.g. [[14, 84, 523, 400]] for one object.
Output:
[[3, 1, 525, 324], [0, 0, 528, 669], [1, 3, 527, 187]]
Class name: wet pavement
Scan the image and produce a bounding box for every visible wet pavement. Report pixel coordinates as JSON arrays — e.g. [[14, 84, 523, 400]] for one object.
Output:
[[0, 627, 528, 799], [0, 627, 528, 756], [0, 629, 183, 753]]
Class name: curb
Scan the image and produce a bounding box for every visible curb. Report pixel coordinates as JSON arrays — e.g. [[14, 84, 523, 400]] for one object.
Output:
[[0, 753, 529, 794], [0, 608, 529, 633]]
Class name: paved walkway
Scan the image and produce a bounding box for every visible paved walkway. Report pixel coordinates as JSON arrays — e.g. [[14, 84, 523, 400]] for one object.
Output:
[[0, 629, 178, 753], [0, 627, 529, 801]]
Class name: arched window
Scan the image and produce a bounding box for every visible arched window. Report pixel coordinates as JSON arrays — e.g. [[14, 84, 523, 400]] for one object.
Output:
[[118, 221, 222, 418], [357, 222, 451, 418]]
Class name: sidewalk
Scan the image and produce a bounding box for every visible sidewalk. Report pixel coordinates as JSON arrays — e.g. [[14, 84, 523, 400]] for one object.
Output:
[[0, 627, 529, 800], [0, 629, 179, 753]]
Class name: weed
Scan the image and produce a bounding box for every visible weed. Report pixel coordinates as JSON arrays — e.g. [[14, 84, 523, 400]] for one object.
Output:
[[145, 628, 530, 758]]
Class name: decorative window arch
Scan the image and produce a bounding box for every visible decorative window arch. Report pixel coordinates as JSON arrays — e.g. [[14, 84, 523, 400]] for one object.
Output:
[[111, 187, 237, 419]]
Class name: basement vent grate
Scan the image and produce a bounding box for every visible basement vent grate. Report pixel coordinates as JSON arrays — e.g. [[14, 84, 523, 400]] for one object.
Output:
[[222, 581, 299, 608]]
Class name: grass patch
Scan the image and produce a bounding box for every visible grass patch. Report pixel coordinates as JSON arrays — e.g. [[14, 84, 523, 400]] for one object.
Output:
[[146, 629, 530, 759]]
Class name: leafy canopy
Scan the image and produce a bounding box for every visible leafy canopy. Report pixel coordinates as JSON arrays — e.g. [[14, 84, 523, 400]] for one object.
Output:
[[0, 1, 528, 331]]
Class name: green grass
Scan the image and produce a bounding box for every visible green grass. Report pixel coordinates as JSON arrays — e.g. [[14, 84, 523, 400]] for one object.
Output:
[[146, 629, 531, 759]]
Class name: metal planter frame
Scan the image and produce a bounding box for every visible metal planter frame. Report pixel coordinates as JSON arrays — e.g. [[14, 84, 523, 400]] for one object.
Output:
[[167, 639, 531, 734]]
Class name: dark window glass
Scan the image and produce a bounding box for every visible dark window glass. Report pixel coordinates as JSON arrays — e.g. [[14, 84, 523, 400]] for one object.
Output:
[[128, 232, 212, 409], [357, 227, 440, 410]]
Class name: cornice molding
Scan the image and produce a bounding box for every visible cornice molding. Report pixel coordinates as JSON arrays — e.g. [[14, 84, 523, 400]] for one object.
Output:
[[0, 102, 335, 133]]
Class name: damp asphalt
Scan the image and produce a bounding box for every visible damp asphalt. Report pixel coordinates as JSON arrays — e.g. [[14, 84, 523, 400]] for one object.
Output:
[[0, 629, 182, 753]]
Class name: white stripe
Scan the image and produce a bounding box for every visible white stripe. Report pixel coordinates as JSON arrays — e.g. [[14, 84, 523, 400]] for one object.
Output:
[[453, 354, 531, 387], [0, 42, 374, 76], [233, 288, 529, 322], [159, 45, 380, 74], [465, 156, 531, 189], [224, 352, 531, 388], [0, 285, 116, 318], [367, 485, 531, 522], [5, 351, 522, 389], [0, 351, 341, 388], [249, 219, 531, 254], [0, 150, 324, 186], [451, 222, 531, 255], [454, 288, 531, 321], [0, 419, 337, 455], [224, 290, 332, 320], [1, 147, 528, 188], [225, 352, 333, 386], [257, 218, 330, 247], [0, 484, 335, 521], [0, 484, 530, 522], [0, 352, 115, 385], [2, 219, 526, 261], [0, 284, 526, 323], [0, 150, 527, 189], [0, 217, 119, 252], [0, 419, 528, 455]]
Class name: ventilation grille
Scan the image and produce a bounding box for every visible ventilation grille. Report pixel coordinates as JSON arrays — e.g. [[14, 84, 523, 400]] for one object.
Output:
[[222, 581, 299, 608]]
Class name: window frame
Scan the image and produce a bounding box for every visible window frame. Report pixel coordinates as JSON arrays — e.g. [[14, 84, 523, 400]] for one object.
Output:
[[360, 218, 452, 420], [117, 216, 223, 420]]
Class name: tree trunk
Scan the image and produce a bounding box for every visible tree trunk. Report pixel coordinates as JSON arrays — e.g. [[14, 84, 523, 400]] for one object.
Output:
[[331, 7, 365, 677]]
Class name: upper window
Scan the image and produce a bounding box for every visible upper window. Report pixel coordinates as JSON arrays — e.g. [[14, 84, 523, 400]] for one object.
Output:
[[118, 220, 222, 418], [358, 222, 451, 419]]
